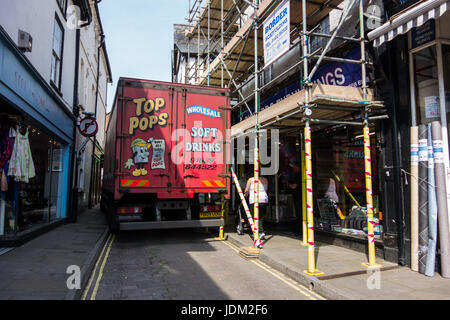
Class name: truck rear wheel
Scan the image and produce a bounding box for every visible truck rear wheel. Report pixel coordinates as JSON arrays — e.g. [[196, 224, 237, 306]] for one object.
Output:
[[107, 202, 120, 234]]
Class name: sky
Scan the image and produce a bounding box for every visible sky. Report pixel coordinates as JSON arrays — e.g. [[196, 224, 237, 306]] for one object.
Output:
[[98, 0, 190, 112]]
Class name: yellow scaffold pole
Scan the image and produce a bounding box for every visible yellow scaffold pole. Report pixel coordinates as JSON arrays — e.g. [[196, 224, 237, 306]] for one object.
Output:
[[214, 193, 226, 241], [253, 145, 260, 242], [302, 0, 322, 276], [301, 148, 308, 246], [304, 126, 323, 276], [359, 0, 380, 269], [361, 125, 381, 268]]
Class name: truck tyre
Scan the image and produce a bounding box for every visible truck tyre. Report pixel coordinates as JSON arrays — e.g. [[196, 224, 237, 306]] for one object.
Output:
[[108, 203, 120, 234], [100, 195, 107, 214]]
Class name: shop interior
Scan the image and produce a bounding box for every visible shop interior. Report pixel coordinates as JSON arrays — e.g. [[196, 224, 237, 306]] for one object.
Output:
[[0, 101, 64, 236], [232, 123, 382, 239]]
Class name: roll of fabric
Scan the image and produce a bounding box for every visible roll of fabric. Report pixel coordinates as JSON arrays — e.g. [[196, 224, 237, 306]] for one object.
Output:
[[431, 121, 450, 278], [418, 125, 429, 274], [425, 123, 438, 277], [410, 126, 419, 272]]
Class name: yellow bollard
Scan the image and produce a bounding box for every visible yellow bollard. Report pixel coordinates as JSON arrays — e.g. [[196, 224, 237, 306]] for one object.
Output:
[[303, 126, 323, 276], [301, 148, 308, 246], [361, 125, 381, 268], [214, 193, 226, 241], [231, 168, 262, 248]]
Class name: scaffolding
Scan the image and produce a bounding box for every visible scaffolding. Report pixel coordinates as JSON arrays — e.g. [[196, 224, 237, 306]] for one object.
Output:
[[185, 0, 387, 275]]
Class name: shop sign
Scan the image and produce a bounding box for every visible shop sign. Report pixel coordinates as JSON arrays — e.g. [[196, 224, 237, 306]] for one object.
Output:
[[411, 19, 435, 49], [311, 48, 363, 87], [263, 0, 290, 66]]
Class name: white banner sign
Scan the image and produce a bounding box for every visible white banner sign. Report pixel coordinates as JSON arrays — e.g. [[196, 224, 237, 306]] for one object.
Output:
[[263, 0, 290, 66]]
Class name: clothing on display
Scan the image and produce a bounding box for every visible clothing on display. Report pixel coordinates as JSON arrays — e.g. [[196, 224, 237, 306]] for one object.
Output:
[[0, 112, 58, 235], [8, 129, 35, 183]]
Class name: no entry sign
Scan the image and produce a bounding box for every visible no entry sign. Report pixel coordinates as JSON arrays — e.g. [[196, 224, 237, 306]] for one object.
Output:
[[78, 117, 98, 137]]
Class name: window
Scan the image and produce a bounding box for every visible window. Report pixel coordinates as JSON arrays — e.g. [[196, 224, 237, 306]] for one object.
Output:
[[51, 16, 64, 90]]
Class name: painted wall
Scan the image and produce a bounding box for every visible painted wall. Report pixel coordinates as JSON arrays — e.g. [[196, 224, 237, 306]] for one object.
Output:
[[0, 0, 77, 109]]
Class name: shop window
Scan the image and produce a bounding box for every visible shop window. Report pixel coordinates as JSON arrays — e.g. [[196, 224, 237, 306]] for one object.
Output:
[[413, 45, 440, 125], [442, 44, 450, 147], [0, 111, 66, 235], [312, 126, 382, 238], [50, 16, 64, 90]]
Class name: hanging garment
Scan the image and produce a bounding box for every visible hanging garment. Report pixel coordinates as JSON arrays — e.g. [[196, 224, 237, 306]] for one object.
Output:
[[1, 168, 8, 191], [8, 129, 35, 183], [0, 124, 14, 170]]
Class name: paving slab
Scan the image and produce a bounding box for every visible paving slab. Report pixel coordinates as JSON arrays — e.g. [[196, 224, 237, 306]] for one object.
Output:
[[226, 228, 450, 300], [0, 206, 109, 300]]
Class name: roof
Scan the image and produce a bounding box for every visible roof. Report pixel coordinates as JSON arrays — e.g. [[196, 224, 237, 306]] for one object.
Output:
[[173, 24, 208, 55]]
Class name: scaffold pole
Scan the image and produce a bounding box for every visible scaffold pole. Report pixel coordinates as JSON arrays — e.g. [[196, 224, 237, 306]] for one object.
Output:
[[302, 0, 323, 276], [360, 0, 381, 268]]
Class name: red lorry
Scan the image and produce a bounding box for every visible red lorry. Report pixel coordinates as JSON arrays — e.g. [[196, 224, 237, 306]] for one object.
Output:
[[101, 78, 230, 232]]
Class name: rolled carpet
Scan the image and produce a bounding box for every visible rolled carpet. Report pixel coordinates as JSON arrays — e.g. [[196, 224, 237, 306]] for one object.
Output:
[[410, 126, 419, 271], [418, 124, 428, 274], [425, 123, 438, 277], [431, 121, 450, 278]]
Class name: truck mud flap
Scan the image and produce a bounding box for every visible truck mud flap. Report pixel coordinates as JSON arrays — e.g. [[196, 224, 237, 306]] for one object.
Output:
[[119, 219, 223, 231]]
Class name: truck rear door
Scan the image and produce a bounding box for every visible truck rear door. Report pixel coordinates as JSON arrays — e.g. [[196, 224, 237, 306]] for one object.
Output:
[[178, 86, 229, 194], [118, 81, 174, 191]]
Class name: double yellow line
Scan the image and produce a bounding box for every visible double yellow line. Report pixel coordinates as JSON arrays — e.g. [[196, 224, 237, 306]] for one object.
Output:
[[81, 233, 115, 300], [221, 240, 325, 300]]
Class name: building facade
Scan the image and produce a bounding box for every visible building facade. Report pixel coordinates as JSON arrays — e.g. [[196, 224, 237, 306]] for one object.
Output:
[[74, 0, 112, 214], [0, 0, 111, 245]]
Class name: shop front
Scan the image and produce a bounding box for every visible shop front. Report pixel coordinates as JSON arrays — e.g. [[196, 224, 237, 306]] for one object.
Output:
[[368, 0, 450, 276], [0, 27, 74, 245]]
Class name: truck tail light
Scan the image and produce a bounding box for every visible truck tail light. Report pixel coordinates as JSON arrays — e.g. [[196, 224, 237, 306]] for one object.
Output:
[[117, 207, 142, 214], [200, 205, 220, 212]]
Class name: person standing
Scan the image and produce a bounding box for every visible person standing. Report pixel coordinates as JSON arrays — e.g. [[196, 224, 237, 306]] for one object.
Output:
[[287, 160, 302, 233], [244, 175, 269, 239]]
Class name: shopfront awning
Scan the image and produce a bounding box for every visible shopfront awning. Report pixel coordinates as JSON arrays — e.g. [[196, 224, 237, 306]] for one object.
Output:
[[367, 0, 449, 47]]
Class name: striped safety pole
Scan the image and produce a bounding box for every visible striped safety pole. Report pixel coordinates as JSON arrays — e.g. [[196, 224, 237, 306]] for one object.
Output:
[[215, 193, 226, 240], [231, 168, 262, 248], [253, 144, 260, 242], [301, 148, 308, 246], [362, 124, 381, 268], [304, 126, 323, 276]]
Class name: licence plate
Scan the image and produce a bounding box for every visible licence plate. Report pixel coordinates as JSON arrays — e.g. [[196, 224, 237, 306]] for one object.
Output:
[[200, 211, 222, 218]]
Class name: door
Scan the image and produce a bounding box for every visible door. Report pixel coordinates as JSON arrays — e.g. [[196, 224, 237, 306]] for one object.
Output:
[[119, 82, 175, 190], [178, 87, 229, 193]]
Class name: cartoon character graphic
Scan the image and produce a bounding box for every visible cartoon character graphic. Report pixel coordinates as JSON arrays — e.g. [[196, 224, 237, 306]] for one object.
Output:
[[124, 137, 166, 176], [129, 138, 152, 177]]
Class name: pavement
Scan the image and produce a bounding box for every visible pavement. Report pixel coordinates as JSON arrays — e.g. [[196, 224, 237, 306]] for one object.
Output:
[[225, 226, 450, 300], [1, 205, 450, 300], [0, 205, 109, 300]]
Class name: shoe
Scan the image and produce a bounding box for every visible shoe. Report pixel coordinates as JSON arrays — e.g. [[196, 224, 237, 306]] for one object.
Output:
[[140, 168, 148, 175], [260, 232, 266, 239], [132, 169, 141, 177]]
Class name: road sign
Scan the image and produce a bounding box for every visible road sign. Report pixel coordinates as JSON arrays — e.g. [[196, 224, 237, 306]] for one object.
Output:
[[78, 117, 98, 137]]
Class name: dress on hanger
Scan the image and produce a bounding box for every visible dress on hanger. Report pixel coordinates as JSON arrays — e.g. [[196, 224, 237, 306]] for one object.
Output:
[[8, 129, 35, 183]]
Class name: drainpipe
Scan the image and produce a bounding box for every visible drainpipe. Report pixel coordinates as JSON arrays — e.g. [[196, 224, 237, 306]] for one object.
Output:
[[89, 26, 105, 208], [70, 13, 91, 222]]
